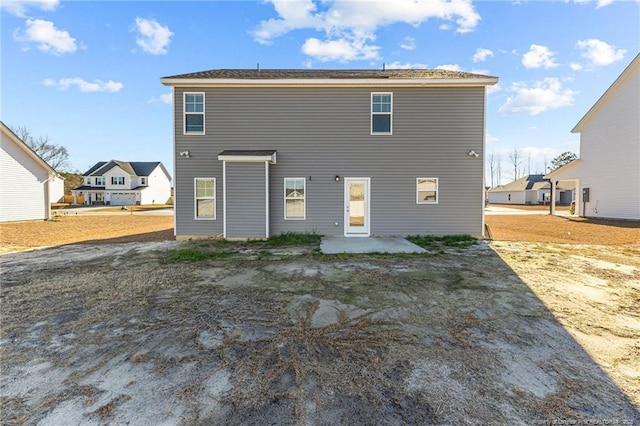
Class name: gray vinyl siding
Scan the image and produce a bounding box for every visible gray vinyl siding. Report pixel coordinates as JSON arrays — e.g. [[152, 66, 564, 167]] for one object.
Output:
[[225, 162, 267, 238], [173, 86, 486, 237]]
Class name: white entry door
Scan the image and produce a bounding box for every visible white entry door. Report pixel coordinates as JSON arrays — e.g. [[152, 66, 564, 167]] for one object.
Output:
[[344, 178, 370, 236]]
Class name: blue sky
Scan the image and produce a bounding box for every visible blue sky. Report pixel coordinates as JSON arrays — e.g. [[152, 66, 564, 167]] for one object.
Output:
[[1, 0, 638, 185]]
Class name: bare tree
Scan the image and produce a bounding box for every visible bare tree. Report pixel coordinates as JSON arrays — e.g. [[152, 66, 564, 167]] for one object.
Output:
[[496, 153, 502, 186], [543, 155, 548, 173], [526, 152, 532, 176], [487, 151, 498, 188], [9, 125, 70, 171], [508, 146, 523, 180]]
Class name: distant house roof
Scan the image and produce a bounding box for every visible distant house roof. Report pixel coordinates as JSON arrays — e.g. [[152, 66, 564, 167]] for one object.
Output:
[[82, 160, 171, 180], [0, 121, 56, 175], [161, 68, 498, 88], [489, 175, 548, 193]]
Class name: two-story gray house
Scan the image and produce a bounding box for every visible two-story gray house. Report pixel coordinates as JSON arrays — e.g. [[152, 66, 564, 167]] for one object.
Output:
[[161, 69, 498, 239]]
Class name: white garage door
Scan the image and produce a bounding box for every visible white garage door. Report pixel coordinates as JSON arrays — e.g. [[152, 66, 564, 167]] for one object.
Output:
[[111, 193, 136, 206]]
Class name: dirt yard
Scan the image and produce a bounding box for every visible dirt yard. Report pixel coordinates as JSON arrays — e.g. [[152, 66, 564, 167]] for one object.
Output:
[[485, 215, 640, 245], [1, 235, 639, 424], [0, 215, 173, 254]]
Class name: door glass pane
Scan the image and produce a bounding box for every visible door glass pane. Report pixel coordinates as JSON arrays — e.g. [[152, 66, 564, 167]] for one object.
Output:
[[349, 183, 365, 227]]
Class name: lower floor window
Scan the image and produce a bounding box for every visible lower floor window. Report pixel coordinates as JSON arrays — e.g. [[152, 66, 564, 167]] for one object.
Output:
[[195, 178, 216, 219], [284, 178, 305, 219], [417, 178, 438, 204]]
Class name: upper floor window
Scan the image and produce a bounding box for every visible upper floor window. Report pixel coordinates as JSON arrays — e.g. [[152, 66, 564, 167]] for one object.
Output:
[[112, 176, 125, 185], [184, 93, 204, 134], [95, 177, 105, 186], [85, 178, 91, 185], [371, 93, 392, 135]]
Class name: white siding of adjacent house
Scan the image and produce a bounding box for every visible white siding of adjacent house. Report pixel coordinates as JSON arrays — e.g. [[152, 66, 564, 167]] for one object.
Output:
[[0, 132, 51, 222], [50, 176, 64, 203], [488, 191, 526, 205], [140, 165, 172, 205], [575, 59, 639, 220]]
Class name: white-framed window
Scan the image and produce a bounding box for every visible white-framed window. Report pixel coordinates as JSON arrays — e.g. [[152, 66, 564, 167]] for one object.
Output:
[[95, 177, 105, 186], [112, 176, 125, 185], [417, 178, 438, 204], [371, 92, 392, 135], [184, 92, 205, 134], [194, 178, 215, 219], [284, 178, 305, 220], [85, 177, 91, 185]]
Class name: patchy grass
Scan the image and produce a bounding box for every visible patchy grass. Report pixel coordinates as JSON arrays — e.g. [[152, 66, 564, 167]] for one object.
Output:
[[266, 232, 322, 246], [407, 234, 477, 249], [170, 248, 230, 261]]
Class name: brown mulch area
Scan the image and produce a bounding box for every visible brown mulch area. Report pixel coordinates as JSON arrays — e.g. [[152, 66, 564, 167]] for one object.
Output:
[[0, 215, 174, 253], [485, 215, 640, 245]]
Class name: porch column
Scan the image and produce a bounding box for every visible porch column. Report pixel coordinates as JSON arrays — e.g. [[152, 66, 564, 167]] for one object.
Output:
[[550, 181, 556, 215]]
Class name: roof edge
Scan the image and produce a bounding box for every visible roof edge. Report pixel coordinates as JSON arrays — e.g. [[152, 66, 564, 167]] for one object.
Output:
[[160, 77, 498, 88], [572, 53, 639, 133]]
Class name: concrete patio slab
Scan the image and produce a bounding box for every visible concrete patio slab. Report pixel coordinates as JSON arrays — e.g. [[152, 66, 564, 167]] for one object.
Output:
[[320, 237, 426, 254]]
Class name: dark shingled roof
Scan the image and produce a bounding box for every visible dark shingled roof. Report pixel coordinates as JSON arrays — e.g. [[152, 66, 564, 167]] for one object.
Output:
[[82, 160, 171, 180], [163, 68, 495, 80]]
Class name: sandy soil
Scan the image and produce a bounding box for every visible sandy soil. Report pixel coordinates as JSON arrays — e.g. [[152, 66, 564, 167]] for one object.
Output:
[[485, 215, 640, 245], [0, 215, 174, 254], [1, 238, 638, 425]]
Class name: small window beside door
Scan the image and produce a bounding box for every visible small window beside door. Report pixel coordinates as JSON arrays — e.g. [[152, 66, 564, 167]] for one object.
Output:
[[417, 178, 438, 204]]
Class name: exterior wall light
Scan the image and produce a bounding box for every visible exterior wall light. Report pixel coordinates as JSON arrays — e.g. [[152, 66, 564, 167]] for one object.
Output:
[[335, 175, 340, 182], [468, 150, 479, 158], [179, 151, 190, 158]]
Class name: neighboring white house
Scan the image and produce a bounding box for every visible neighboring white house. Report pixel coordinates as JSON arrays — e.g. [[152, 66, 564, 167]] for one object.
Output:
[[0, 121, 61, 222], [488, 174, 574, 205], [71, 160, 172, 206], [546, 54, 639, 219]]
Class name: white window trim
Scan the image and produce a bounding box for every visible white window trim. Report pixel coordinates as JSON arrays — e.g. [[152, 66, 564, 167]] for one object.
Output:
[[284, 177, 306, 220], [194, 177, 216, 220], [111, 176, 125, 185], [416, 177, 439, 204], [371, 92, 393, 136], [184, 92, 205, 135]]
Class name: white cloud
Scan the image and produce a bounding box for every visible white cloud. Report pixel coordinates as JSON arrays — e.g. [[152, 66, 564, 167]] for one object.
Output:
[[134, 17, 173, 55], [487, 83, 501, 95], [43, 77, 123, 93], [522, 44, 558, 69], [15, 19, 76, 55], [148, 92, 173, 104], [435, 64, 462, 71], [1, 0, 58, 17], [499, 78, 577, 116], [569, 0, 616, 8], [486, 133, 499, 144], [472, 48, 493, 63], [302, 36, 379, 62], [399, 36, 416, 51], [569, 62, 583, 71], [387, 61, 428, 69], [576, 39, 626, 66], [254, 0, 480, 62]]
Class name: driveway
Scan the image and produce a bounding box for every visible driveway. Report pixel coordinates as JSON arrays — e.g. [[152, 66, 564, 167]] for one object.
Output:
[[1, 239, 638, 424]]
